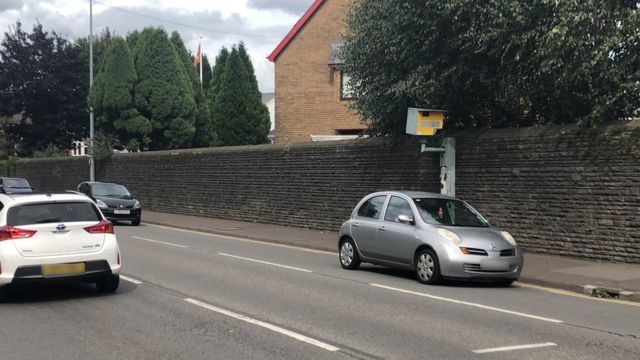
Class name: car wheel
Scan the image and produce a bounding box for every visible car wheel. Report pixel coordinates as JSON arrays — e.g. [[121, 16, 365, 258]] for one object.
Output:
[[415, 249, 442, 285], [96, 275, 120, 293], [339, 238, 361, 270], [132, 217, 141, 226]]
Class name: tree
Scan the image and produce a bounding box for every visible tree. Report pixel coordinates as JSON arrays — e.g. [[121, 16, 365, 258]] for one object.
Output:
[[0, 22, 87, 156], [211, 48, 260, 146], [133, 27, 196, 150], [343, 0, 640, 138], [237, 42, 270, 144], [201, 53, 213, 91], [207, 47, 229, 146], [170, 31, 214, 147], [88, 36, 151, 151], [76, 28, 112, 76]]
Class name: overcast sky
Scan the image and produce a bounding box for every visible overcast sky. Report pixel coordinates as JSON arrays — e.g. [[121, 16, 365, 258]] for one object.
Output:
[[0, 0, 317, 93]]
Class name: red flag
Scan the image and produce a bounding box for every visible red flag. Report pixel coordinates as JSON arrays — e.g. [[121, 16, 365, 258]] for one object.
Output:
[[194, 42, 201, 67]]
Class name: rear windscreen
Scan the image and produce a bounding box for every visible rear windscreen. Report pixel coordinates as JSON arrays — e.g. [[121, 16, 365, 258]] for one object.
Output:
[[7, 202, 102, 226]]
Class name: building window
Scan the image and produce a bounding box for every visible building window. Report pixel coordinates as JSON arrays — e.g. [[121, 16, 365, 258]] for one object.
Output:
[[340, 71, 355, 100]]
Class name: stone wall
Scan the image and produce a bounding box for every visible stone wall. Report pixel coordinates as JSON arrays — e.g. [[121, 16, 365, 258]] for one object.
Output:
[[2, 120, 639, 263]]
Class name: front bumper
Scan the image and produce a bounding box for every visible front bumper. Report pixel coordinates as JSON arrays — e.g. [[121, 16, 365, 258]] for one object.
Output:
[[101, 208, 141, 221], [439, 246, 523, 280]]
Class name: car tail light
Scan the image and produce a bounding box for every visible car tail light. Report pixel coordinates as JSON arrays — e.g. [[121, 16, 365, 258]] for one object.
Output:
[[84, 219, 114, 234], [0, 225, 37, 241]]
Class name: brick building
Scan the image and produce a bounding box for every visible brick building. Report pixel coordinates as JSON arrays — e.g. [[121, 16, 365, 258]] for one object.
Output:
[[267, 0, 365, 144]]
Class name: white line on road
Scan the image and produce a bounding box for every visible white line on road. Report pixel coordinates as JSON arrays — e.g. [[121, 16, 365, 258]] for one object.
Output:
[[473, 342, 557, 354], [185, 298, 339, 352], [146, 224, 334, 255], [370, 284, 564, 324], [218, 253, 313, 273], [120, 275, 143, 285], [131, 236, 189, 248]]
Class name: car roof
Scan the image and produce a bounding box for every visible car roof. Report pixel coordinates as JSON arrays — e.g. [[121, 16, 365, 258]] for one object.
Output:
[[0, 192, 91, 206], [82, 181, 123, 186], [0, 176, 29, 181], [364, 190, 458, 200]]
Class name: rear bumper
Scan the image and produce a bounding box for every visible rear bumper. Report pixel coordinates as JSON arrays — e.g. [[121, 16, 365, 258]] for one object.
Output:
[[10, 260, 113, 285]]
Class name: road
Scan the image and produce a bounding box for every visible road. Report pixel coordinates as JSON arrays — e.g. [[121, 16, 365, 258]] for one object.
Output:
[[1, 223, 639, 359]]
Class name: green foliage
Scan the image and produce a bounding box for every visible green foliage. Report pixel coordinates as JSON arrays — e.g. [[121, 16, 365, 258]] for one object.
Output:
[[93, 131, 118, 161], [210, 46, 270, 146], [76, 28, 112, 76], [133, 27, 196, 150], [202, 54, 213, 90], [170, 32, 214, 147], [343, 0, 640, 138], [32, 145, 67, 158], [89, 36, 151, 151], [0, 22, 88, 156]]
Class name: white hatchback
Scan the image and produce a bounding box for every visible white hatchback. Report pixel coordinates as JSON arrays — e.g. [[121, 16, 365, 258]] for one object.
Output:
[[0, 193, 121, 300]]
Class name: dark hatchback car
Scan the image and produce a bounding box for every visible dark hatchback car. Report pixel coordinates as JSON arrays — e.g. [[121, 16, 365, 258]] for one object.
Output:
[[0, 177, 33, 194], [77, 181, 141, 225]]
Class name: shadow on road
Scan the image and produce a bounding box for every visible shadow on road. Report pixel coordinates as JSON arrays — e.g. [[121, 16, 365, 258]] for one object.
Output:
[[2, 279, 137, 304], [360, 265, 515, 288]]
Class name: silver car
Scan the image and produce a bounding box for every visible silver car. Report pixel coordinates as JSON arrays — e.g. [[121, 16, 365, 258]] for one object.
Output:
[[338, 191, 523, 285]]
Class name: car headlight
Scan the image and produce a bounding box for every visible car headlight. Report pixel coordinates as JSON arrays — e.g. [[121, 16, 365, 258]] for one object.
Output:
[[133, 200, 141, 209], [95, 199, 108, 209], [437, 228, 461, 245], [501, 231, 517, 246]]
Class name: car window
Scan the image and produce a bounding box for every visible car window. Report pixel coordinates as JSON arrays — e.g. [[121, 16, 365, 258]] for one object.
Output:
[[356, 195, 386, 219], [384, 196, 413, 223], [413, 198, 489, 227], [7, 202, 102, 226], [3, 178, 30, 188], [91, 183, 131, 197]]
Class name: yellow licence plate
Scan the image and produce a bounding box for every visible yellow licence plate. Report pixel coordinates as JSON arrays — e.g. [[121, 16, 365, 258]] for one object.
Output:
[[41, 263, 86, 276]]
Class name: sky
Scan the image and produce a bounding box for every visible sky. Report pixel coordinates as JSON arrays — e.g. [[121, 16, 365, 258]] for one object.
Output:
[[0, 0, 317, 93]]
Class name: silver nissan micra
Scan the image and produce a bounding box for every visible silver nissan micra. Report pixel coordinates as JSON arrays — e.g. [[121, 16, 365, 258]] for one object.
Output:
[[338, 191, 523, 285]]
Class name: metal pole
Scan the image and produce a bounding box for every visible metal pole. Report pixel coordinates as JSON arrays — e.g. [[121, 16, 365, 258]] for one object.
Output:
[[89, 0, 95, 181], [199, 37, 203, 85]]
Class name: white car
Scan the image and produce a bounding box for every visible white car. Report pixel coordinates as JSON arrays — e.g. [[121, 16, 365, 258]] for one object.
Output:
[[0, 192, 121, 300]]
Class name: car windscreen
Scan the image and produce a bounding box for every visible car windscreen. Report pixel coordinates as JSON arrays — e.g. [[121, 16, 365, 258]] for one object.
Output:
[[3, 178, 31, 188], [7, 202, 102, 226], [413, 198, 489, 227], [92, 183, 131, 197]]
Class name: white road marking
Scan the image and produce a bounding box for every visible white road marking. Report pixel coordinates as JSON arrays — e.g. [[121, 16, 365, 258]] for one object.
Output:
[[218, 253, 313, 273], [120, 275, 143, 285], [146, 223, 334, 255], [131, 236, 189, 248], [185, 298, 339, 352], [473, 342, 557, 354], [370, 284, 564, 324]]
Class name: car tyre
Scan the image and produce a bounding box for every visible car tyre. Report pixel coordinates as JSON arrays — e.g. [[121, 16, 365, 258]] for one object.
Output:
[[132, 217, 141, 226], [415, 249, 442, 285], [339, 238, 361, 270], [96, 275, 119, 293]]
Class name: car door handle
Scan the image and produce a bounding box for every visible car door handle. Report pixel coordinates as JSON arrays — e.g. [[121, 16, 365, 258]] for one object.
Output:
[[378, 226, 386, 232], [352, 222, 359, 227]]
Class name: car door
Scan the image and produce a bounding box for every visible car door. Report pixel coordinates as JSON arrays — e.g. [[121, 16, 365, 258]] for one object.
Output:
[[350, 195, 388, 259], [374, 195, 420, 265]]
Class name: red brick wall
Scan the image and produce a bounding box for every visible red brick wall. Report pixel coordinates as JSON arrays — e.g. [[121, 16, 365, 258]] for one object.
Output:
[[273, 0, 364, 144]]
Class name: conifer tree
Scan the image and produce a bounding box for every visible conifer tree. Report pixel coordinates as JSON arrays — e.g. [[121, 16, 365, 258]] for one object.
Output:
[[237, 43, 270, 144], [133, 27, 196, 150], [170, 31, 213, 147], [88, 36, 151, 151], [206, 47, 229, 146]]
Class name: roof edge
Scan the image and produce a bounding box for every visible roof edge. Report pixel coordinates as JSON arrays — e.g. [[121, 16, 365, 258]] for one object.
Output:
[[267, 0, 326, 62]]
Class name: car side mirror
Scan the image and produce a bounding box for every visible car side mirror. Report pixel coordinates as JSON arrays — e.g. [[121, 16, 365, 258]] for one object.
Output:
[[397, 214, 415, 225]]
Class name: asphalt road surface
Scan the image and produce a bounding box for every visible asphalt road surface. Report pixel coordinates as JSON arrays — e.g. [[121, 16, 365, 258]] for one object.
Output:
[[1, 223, 639, 360]]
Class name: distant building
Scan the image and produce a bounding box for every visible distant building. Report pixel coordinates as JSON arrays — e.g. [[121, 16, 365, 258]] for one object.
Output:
[[268, 0, 365, 144], [262, 92, 276, 144]]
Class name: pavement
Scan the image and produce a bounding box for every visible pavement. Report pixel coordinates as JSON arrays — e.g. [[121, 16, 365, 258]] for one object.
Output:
[[141, 210, 640, 302]]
